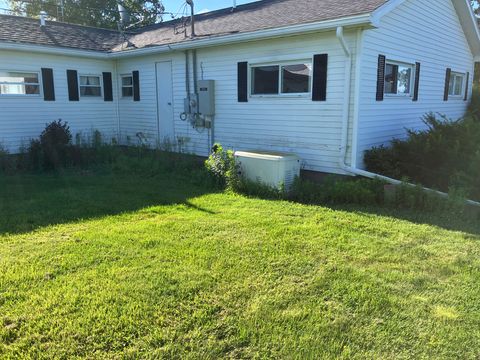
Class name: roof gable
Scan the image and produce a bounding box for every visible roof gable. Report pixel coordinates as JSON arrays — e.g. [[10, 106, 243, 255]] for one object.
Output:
[[371, 0, 480, 57]]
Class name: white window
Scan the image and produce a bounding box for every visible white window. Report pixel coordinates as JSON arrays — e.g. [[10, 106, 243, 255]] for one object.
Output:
[[251, 61, 312, 96], [79, 75, 102, 97], [384, 61, 414, 96], [121, 75, 133, 97], [0, 71, 40, 95], [448, 72, 465, 97]]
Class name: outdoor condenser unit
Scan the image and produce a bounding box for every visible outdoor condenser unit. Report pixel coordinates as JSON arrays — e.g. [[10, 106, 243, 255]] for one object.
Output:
[[234, 151, 301, 190]]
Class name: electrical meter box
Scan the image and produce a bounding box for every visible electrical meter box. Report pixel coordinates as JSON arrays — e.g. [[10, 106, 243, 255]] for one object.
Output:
[[197, 80, 215, 116]]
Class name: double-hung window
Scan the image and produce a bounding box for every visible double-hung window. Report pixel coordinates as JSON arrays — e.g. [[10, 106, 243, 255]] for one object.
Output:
[[0, 71, 40, 95], [384, 61, 414, 96], [448, 71, 465, 97], [251, 61, 312, 96], [121, 75, 133, 97], [79, 75, 102, 97]]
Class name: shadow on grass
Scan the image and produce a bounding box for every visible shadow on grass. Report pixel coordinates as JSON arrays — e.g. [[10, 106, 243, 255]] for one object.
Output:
[[0, 169, 218, 235], [1, 169, 478, 236], [328, 203, 480, 236]]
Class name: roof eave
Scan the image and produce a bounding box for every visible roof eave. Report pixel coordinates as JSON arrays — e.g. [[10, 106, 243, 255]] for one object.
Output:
[[453, 0, 480, 58], [109, 13, 375, 59], [0, 41, 108, 59]]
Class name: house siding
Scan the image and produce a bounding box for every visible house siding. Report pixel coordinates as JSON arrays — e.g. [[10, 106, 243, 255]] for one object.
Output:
[[117, 31, 359, 174], [356, 0, 474, 167], [0, 50, 118, 152]]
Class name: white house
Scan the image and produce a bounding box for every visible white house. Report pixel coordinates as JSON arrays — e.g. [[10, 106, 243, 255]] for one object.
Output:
[[1, 0, 479, 176]]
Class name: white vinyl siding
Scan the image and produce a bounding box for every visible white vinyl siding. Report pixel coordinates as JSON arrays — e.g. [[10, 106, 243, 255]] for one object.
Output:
[[356, 0, 474, 168], [0, 50, 117, 152], [117, 31, 359, 174]]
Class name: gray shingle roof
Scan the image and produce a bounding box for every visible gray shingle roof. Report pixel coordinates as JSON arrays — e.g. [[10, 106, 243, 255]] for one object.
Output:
[[0, 14, 124, 52], [0, 0, 387, 53]]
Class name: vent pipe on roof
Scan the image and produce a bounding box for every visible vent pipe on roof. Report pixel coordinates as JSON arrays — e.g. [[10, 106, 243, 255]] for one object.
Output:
[[186, 0, 195, 38], [40, 11, 47, 27], [232, 0, 237, 10]]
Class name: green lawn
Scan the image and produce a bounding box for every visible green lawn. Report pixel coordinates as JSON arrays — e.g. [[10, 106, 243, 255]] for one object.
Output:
[[1, 168, 480, 359]]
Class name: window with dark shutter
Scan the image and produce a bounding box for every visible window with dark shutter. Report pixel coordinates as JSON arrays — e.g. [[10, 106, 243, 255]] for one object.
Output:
[[41, 68, 55, 101], [133, 70, 140, 101], [376, 55, 386, 101], [464, 72, 470, 101], [312, 54, 328, 101], [413, 62, 420, 102], [237, 62, 248, 102], [66, 69, 79, 101], [103, 72, 113, 101], [444, 68, 451, 101]]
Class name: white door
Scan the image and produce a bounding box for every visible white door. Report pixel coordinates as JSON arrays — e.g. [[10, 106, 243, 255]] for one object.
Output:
[[156, 61, 175, 145]]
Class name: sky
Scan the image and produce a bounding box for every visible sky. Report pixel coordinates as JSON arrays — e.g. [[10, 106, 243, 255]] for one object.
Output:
[[162, 0, 252, 15], [0, 0, 255, 15]]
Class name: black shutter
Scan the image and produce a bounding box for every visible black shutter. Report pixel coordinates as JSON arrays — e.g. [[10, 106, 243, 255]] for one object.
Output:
[[103, 72, 113, 101], [464, 72, 470, 101], [444, 68, 451, 101], [237, 62, 248, 102], [66, 69, 79, 101], [41, 68, 55, 101], [312, 54, 328, 101], [412, 62, 421, 102], [132, 70, 140, 101], [376, 55, 386, 101]]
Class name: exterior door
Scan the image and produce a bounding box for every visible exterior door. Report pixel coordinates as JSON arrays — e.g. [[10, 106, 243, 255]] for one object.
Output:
[[156, 61, 175, 145]]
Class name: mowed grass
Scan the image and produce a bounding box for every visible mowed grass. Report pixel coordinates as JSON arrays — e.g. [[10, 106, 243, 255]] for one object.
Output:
[[1, 169, 480, 359]]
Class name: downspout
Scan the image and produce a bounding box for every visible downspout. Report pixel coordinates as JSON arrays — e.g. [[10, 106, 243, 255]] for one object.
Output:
[[336, 26, 352, 172], [335, 26, 480, 207], [185, 50, 190, 97], [192, 49, 198, 95]]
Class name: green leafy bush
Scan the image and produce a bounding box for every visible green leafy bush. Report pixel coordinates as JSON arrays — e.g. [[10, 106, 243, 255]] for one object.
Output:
[[0, 144, 15, 174], [37, 119, 72, 170], [364, 112, 480, 201], [205, 144, 240, 189]]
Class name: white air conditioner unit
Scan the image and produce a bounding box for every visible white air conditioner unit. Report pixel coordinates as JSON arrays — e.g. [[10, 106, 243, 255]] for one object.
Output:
[[234, 151, 301, 190]]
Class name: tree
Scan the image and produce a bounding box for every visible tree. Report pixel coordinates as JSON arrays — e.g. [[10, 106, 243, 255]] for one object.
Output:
[[472, 0, 479, 14], [7, 0, 166, 29]]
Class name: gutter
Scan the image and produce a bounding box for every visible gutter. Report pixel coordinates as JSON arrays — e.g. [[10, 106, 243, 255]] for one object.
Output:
[[0, 41, 107, 59], [335, 26, 480, 208]]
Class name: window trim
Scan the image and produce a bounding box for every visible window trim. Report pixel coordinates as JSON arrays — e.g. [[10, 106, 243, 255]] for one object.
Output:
[[448, 71, 465, 98], [384, 60, 415, 98], [249, 59, 313, 98], [0, 70, 42, 97], [120, 74, 134, 98], [78, 73, 103, 98]]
